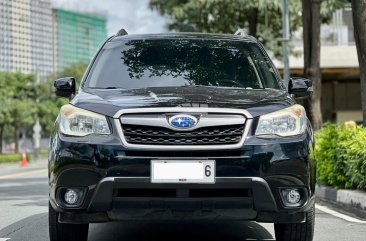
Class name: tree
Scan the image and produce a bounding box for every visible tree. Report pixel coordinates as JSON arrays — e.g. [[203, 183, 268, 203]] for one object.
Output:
[[351, 0, 366, 126], [0, 63, 88, 153], [9, 99, 36, 153], [301, 0, 348, 130], [149, 0, 287, 35], [0, 96, 11, 153], [0, 72, 37, 153], [150, 0, 303, 57], [302, 0, 322, 131]]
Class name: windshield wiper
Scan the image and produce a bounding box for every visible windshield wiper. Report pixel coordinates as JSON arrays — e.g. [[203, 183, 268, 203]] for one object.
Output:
[[89, 87, 125, 89], [181, 85, 209, 88]]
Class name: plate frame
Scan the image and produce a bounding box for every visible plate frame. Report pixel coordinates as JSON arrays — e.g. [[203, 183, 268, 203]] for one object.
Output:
[[151, 160, 216, 184]]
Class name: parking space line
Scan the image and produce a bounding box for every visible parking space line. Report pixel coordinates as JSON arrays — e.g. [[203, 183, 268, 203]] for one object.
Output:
[[316, 204, 366, 223], [0, 169, 47, 180]]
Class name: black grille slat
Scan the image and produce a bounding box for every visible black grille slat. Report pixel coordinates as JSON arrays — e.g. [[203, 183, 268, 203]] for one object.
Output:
[[122, 124, 244, 146], [123, 125, 244, 137], [190, 189, 249, 198], [117, 189, 176, 197], [124, 150, 242, 157], [116, 188, 250, 198], [125, 136, 242, 145]]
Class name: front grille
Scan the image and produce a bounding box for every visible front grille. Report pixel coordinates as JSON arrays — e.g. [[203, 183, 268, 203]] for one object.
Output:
[[117, 189, 176, 198], [122, 124, 244, 145], [124, 150, 243, 157], [116, 188, 250, 198], [190, 189, 249, 198]]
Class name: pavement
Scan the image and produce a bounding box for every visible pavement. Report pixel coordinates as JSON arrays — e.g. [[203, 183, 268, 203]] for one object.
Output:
[[0, 160, 48, 231], [0, 161, 366, 241], [316, 185, 366, 219]]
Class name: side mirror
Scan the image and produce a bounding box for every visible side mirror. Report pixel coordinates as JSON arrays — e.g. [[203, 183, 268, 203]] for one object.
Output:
[[53, 77, 76, 99], [288, 77, 313, 99]]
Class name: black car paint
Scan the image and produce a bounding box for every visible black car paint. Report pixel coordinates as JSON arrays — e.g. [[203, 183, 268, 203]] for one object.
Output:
[[71, 87, 294, 118], [49, 33, 315, 223]]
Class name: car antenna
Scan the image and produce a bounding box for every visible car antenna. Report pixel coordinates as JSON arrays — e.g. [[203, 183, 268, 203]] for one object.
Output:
[[116, 28, 128, 36], [234, 28, 247, 37]]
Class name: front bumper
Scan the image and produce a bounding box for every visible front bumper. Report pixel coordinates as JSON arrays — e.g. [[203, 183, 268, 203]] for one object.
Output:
[[49, 126, 315, 223], [51, 176, 313, 223], [49, 157, 315, 223]]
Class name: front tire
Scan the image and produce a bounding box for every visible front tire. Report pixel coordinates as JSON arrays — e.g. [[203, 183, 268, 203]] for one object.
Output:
[[49, 203, 89, 241], [274, 203, 315, 241]]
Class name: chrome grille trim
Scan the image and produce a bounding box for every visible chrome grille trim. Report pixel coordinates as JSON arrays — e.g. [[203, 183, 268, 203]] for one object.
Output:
[[113, 107, 253, 150], [113, 107, 253, 119], [120, 114, 245, 131]]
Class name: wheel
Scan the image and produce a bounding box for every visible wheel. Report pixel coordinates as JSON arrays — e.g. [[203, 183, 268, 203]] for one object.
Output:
[[49, 202, 89, 241], [274, 203, 315, 241]]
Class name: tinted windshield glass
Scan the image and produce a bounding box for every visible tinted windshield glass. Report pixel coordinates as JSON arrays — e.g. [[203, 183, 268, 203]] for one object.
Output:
[[85, 38, 279, 89]]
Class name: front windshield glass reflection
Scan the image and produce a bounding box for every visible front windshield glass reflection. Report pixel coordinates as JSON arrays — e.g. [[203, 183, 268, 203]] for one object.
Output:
[[86, 38, 279, 89]]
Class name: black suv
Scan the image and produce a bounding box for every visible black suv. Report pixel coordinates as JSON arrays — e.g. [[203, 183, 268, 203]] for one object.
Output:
[[49, 30, 316, 241]]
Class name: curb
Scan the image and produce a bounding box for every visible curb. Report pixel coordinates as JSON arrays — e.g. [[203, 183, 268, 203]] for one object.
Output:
[[315, 185, 366, 219]]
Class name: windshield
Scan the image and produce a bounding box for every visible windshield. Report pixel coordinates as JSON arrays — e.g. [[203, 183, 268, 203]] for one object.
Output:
[[85, 38, 280, 90]]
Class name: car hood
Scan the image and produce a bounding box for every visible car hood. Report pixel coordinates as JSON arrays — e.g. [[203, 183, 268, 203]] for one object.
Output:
[[71, 86, 295, 118]]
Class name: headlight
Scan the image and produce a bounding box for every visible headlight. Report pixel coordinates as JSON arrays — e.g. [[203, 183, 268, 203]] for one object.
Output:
[[255, 104, 307, 137], [59, 104, 111, 136]]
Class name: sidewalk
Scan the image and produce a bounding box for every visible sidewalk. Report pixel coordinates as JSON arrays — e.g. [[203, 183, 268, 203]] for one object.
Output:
[[316, 185, 366, 219]]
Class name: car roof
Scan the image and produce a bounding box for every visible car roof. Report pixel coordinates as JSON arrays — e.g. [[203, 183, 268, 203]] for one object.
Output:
[[109, 32, 258, 43]]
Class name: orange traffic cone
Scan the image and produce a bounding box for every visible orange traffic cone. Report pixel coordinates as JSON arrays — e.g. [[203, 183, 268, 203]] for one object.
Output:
[[21, 151, 28, 167]]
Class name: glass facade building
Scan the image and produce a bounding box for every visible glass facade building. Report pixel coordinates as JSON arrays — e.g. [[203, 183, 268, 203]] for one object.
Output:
[[52, 9, 107, 72]]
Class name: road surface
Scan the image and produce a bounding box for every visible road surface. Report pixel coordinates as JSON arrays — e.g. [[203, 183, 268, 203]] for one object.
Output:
[[0, 161, 365, 241]]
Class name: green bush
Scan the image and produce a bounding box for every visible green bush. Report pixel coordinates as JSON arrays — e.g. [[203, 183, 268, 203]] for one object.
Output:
[[0, 153, 32, 164], [341, 128, 366, 190], [0, 153, 23, 163], [315, 123, 366, 190], [315, 123, 350, 188], [0, 149, 48, 164]]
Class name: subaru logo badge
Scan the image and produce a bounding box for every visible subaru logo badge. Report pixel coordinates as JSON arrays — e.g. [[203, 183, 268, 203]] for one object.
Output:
[[168, 114, 198, 129]]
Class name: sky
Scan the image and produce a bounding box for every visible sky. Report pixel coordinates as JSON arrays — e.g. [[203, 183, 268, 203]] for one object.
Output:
[[52, 0, 167, 36]]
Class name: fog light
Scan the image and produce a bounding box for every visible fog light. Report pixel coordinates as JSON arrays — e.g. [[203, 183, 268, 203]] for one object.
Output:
[[286, 189, 301, 204], [64, 189, 79, 205], [280, 188, 303, 207]]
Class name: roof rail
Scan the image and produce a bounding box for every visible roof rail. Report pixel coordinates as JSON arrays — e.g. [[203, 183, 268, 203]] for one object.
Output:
[[234, 28, 247, 37], [116, 28, 128, 36]]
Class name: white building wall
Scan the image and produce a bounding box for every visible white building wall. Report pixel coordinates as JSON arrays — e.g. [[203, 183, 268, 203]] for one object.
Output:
[[0, 0, 53, 79], [30, 0, 53, 79], [0, 0, 12, 72]]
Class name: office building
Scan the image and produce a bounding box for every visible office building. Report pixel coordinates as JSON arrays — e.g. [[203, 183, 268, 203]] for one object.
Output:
[[52, 8, 107, 72], [0, 0, 53, 79]]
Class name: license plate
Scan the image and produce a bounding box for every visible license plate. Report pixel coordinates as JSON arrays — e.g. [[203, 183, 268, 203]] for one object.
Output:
[[151, 160, 215, 184]]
